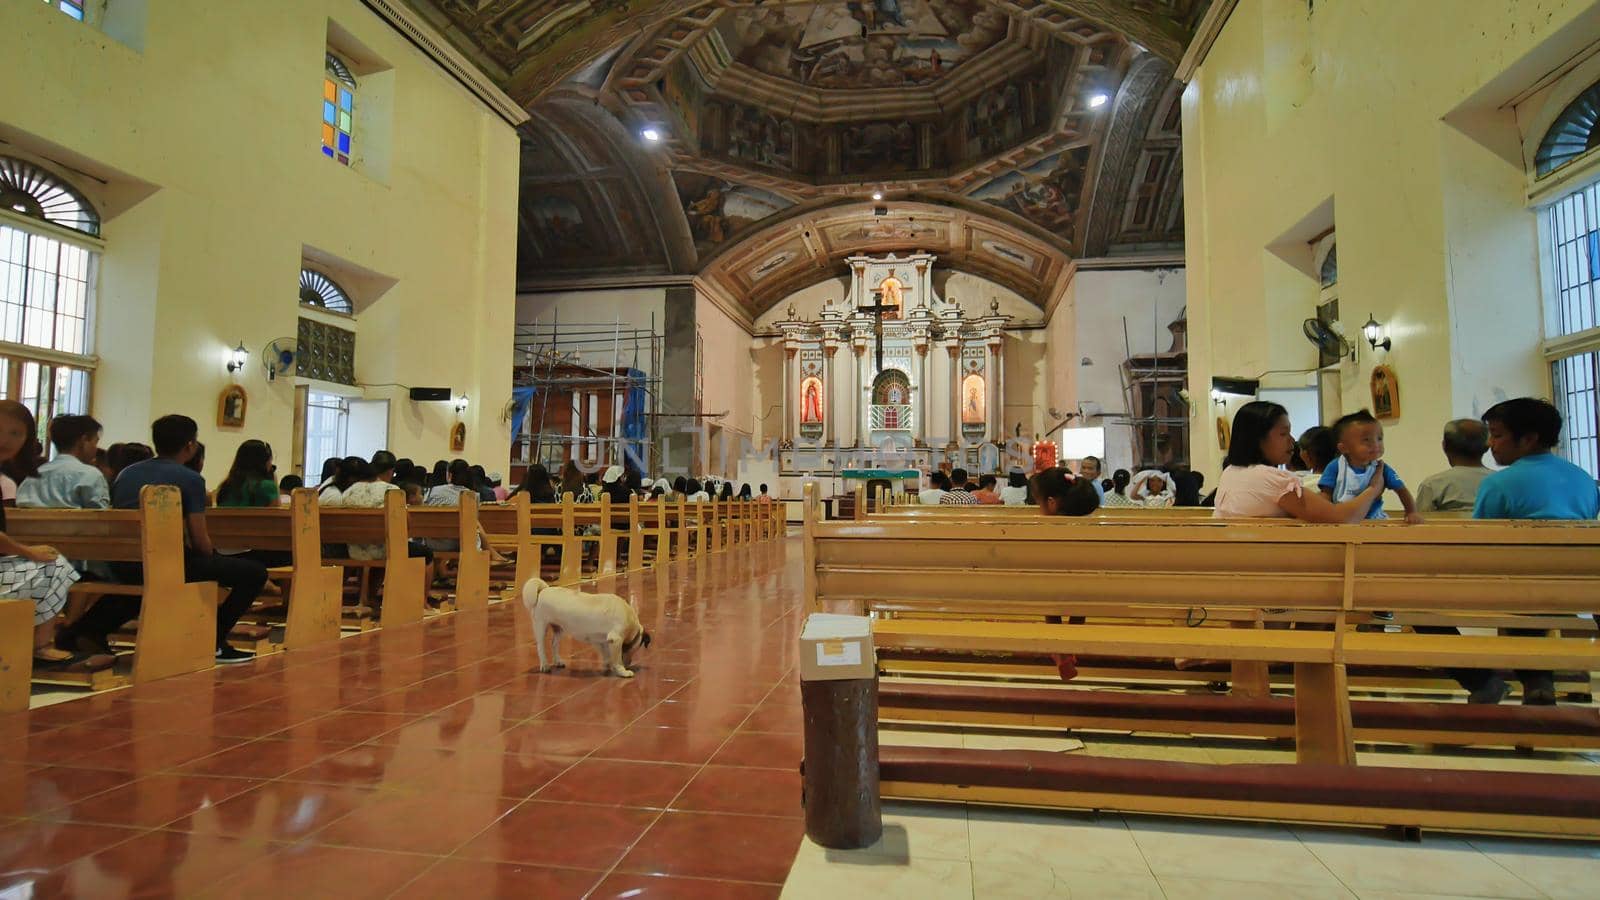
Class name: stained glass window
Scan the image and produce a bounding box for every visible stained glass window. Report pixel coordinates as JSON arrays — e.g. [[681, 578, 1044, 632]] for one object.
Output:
[[299, 268, 353, 314], [44, 0, 84, 21], [0, 157, 100, 236], [1536, 79, 1600, 177], [322, 53, 357, 166]]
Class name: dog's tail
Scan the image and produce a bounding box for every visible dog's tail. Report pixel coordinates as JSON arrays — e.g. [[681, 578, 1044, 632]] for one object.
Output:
[[524, 577, 550, 611]]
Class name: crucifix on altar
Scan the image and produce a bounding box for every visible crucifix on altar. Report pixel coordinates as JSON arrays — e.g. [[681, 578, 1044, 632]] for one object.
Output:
[[856, 266, 911, 374]]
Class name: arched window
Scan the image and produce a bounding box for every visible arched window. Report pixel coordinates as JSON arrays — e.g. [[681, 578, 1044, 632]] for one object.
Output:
[[299, 268, 353, 314], [0, 155, 97, 425], [322, 53, 357, 165], [0, 157, 100, 236], [1535, 79, 1600, 177], [1318, 243, 1337, 288]]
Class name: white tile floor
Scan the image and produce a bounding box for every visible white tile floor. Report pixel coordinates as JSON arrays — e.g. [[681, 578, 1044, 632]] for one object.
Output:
[[781, 732, 1600, 900]]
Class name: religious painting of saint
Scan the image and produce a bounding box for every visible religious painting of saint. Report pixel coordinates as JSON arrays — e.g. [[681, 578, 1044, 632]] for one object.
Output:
[[961, 373, 985, 425], [1370, 365, 1400, 420], [800, 375, 824, 424]]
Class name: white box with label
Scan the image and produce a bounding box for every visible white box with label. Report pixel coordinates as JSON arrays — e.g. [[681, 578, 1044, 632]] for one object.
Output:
[[798, 613, 876, 682]]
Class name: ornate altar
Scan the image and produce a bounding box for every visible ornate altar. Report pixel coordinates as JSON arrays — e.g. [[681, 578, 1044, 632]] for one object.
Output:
[[775, 252, 1010, 464]]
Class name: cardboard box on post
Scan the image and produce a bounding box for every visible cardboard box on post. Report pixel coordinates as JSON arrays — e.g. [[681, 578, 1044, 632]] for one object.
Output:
[[799, 613, 875, 681]]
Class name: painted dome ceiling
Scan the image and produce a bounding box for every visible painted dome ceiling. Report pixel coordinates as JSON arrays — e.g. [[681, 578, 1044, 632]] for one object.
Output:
[[403, 0, 1212, 317]]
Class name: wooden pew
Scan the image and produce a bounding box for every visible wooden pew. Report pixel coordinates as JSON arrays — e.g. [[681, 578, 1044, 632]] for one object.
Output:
[[205, 488, 343, 650], [6, 486, 219, 696], [802, 486, 1600, 836], [477, 493, 583, 589], [409, 492, 491, 610], [804, 483, 1600, 756], [320, 490, 427, 628]]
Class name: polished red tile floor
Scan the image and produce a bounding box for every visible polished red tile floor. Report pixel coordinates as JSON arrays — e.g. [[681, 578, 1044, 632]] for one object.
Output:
[[1, 537, 804, 898]]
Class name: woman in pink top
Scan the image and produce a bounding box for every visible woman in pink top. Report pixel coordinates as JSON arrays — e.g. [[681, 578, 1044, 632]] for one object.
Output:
[[1214, 401, 1385, 522]]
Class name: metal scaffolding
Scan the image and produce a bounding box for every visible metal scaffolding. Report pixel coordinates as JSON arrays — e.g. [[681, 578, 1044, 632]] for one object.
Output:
[[513, 313, 664, 473]]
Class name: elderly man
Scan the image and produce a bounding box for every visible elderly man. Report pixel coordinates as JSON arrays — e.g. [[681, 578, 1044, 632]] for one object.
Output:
[[1414, 418, 1491, 512]]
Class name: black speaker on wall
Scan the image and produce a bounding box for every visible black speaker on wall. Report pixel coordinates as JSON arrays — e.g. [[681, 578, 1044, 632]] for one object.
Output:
[[408, 387, 453, 402]]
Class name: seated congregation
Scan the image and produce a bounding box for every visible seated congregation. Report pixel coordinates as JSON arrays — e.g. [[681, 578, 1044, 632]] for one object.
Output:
[[803, 395, 1600, 842], [0, 405, 780, 707]]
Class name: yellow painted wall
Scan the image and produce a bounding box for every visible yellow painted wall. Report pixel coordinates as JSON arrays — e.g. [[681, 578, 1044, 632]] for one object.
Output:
[[0, 0, 519, 479], [1184, 0, 1599, 486]]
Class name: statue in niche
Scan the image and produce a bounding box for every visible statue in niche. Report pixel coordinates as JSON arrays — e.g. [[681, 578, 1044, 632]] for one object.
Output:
[[800, 376, 824, 424], [874, 271, 905, 318], [962, 373, 985, 425]]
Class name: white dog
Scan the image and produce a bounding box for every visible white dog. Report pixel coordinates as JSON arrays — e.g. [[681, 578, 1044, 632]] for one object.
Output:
[[521, 578, 651, 678]]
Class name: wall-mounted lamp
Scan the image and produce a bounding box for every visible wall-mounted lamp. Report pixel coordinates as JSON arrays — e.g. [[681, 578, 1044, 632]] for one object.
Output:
[[454, 394, 469, 414], [225, 342, 249, 374], [1362, 314, 1391, 352]]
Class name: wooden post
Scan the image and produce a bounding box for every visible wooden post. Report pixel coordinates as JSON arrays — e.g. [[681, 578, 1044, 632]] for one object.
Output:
[[599, 494, 618, 576], [1293, 662, 1356, 765], [454, 492, 491, 610], [511, 492, 533, 593], [559, 493, 580, 585], [379, 490, 427, 628], [627, 494, 643, 572], [1230, 613, 1271, 699], [676, 496, 690, 560], [853, 486, 866, 522], [804, 483, 820, 614], [0, 599, 34, 712], [134, 486, 218, 683], [284, 488, 342, 649], [801, 675, 883, 850]]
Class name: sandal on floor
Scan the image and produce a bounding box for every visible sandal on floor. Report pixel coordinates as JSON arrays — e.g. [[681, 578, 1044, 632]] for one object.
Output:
[[32, 651, 116, 672]]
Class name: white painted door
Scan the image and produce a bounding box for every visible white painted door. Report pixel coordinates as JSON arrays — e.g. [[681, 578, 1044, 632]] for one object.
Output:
[[346, 399, 390, 461]]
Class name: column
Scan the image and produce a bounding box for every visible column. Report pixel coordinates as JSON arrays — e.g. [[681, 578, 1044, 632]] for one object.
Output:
[[987, 337, 1003, 442], [823, 344, 838, 447], [853, 343, 866, 449], [783, 346, 796, 444], [915, 342, 929, 447], [946, 341, 960, 450]]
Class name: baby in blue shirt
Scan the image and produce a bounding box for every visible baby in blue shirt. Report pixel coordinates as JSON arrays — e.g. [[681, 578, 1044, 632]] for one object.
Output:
[[1318, 410, 1422, 523]]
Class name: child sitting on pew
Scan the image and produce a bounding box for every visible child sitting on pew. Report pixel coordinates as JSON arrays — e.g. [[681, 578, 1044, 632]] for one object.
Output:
[[1319, 410, 1422, 523], [0, 402, 83, 665]]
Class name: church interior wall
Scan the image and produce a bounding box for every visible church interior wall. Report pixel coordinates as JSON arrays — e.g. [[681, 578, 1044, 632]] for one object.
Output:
[[2, 0, 518, 475], [1183, 0, 1592, 488], [695, 287, 756, 475], [1070, 268, 1188, 474]]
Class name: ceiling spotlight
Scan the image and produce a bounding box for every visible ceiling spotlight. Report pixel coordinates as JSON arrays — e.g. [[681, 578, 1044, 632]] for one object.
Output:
[[1088, 93, 1109, 109], [641, 127, 662, 143], [871, 190, 884, 201]]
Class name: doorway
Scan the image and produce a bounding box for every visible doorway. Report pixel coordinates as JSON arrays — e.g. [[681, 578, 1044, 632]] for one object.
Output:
[[296, 389, 388, 479]]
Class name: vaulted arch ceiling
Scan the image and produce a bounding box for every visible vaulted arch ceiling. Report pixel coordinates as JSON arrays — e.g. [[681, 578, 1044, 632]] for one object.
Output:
[[696, 197, 1074, 318], [405, 1, 1205, 287]]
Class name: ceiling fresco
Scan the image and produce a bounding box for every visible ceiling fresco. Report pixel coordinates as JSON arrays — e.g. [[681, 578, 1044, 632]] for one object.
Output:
[[405, 0, 1212, 310]]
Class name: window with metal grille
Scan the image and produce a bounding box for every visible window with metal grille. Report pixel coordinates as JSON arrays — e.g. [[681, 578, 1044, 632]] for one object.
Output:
[[322, 53, 356, 165], [1547, 181, 1600, 338], [1551, 351, 1599, 481]]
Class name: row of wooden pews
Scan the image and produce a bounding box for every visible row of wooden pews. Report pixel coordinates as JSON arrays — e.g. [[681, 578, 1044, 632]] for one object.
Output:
[[802, 482, 1600, 837], [0, 487, 785, 711]]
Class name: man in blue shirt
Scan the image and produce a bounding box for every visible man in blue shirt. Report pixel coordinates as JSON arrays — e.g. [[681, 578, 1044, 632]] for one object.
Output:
[[1464, 398, 1599, 704], [56, 415, 263, 664]]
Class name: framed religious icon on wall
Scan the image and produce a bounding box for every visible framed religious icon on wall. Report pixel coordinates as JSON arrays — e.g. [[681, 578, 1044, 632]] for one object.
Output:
[[1370, 365, 1400, 421], [1216, 415, 1231, 451], [218, 385, 247, 429], [450, 422, 466, 452]]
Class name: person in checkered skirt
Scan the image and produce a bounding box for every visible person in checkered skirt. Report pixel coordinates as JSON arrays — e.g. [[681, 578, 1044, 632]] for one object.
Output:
[[0, 401, 80, 665]]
